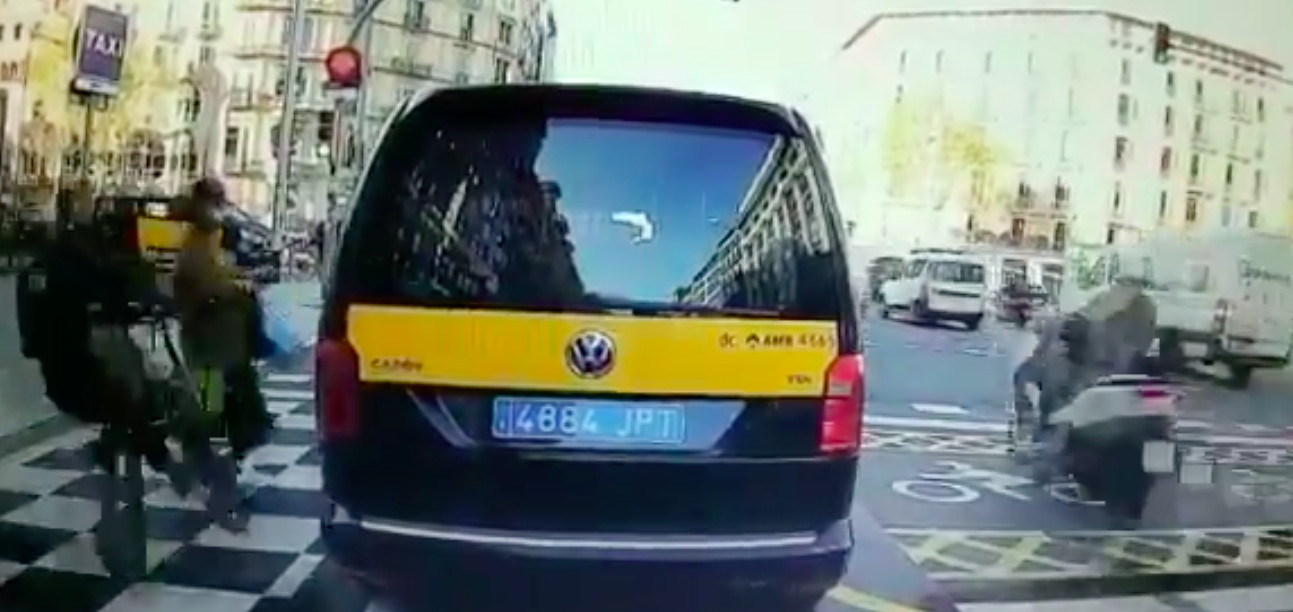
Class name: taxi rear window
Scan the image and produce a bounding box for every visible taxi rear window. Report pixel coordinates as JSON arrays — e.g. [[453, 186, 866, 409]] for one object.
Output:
[[339, 100, 853, 323]]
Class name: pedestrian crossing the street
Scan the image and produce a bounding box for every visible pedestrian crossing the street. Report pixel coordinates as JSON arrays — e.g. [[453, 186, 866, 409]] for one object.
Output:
[[0, 371, 385, 612]]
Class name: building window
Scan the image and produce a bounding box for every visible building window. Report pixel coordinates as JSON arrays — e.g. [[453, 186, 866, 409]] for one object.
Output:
[[1160, 147, 1171, 175], [1185, 195, 1199, 222], [460, 12, 475, 40], [1221, 205, 1232, 227], [1119, 59, 1131, 85], [1053, 222, 1067, 251], [1112, 183, 1122, 212], [1192, 114, 1204, 139], [1117, 94, 1131, 126], [1194, 79, 1204, 103], [498, 20, 514, 46], [493, 58, 509, 83], [404, 0, 425, 29], [1248, 210, 1259, 228], [1113, 137, 1129, 170], [1254, 170, 1263, 200], [1164, 107, 1174, 135], [1158, 191, 1168, 219], [1010, 218, 1025, 242], [223, 127, 239, 158], [898, 51, 907, 73], [1188, 153, 1201, 183], [894, 85, 904, 104], [1105, 226, 1116, 245], [1054, 180, 1069, 205], [1225, 162, 1234, 186], [1257, 97, 1266, 122], [1166, 71, 1175, 96]]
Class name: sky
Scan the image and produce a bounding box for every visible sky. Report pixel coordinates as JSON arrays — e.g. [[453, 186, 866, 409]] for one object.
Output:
[[534, 121, 772, 299], [550, 0, 1293, 104]]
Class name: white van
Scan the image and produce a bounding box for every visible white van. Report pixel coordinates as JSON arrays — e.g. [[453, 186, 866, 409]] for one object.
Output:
[[1061, 230, 1293, 388], [879, 250, 988, 329]]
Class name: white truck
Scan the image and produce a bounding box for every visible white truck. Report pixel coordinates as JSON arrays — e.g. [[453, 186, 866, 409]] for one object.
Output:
[[1060, 230, 1293, 388]]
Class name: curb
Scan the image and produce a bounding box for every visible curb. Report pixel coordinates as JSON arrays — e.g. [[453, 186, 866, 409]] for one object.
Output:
[[0, 414, 79, 461]]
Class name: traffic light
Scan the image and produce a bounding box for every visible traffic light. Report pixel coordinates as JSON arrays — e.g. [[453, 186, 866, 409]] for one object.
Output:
[[318, 110, 335, 156], [1153, 23, 1171, 64], [325, 45, 363, 89]]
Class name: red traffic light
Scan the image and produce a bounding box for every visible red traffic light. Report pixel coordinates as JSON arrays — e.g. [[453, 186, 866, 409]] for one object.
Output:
[[325, 46, 363, 89]]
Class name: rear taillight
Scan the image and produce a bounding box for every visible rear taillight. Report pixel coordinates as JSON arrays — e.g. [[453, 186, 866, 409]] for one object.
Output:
[[821, 354, 865, 454], [317, 338, 360, 442], [1212, 298, 1231, 334], [1138, 386, 1178, 413]]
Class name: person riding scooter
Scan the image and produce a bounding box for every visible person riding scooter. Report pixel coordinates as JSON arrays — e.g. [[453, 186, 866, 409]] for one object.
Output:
[[1014, 262, 1166, 520], [1014, 263, 1158, 439]]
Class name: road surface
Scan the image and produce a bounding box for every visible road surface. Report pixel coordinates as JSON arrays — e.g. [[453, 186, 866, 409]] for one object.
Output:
[[861, 310, 1293, 611]]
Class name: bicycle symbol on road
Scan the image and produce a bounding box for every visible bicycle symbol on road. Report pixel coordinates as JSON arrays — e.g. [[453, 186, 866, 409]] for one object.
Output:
[[890, 460, 1102, 506]]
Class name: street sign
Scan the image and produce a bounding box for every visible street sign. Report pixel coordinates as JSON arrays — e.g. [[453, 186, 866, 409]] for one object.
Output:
[[71, 5, 130, 97], [325, 45, 363, 89]]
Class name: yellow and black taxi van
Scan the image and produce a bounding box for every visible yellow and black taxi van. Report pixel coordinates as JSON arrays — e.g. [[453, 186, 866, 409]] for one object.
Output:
[[316, 84, 865, 610]]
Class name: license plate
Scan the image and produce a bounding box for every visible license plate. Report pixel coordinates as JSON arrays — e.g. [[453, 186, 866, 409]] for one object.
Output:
[[1143, 441, 1176, 474], [492, 398, 686, 445]]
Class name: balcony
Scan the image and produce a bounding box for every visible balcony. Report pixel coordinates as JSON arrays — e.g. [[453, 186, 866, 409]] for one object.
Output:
[[386, 57, 435, 79], [236, 0, 341, 13], [199, 20, 222, 39], [232, 44, 286, 59]]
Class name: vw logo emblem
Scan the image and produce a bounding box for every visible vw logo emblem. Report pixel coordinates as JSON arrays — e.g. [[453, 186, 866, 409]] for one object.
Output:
[[565, 330, 616, 378]]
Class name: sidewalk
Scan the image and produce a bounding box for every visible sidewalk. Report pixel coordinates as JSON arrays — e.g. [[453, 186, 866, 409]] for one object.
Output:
[[0, 275, 62, 445]]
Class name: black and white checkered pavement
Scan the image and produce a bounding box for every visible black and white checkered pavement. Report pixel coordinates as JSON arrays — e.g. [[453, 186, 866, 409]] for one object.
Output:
[[0, 369, 382, 612]]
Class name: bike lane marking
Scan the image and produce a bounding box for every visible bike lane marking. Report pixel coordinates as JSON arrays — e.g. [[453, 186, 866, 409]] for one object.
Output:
[[828, 585, 928, 612], [887, 526, 1293, 580]]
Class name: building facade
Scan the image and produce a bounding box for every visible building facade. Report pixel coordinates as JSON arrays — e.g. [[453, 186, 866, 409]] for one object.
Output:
[[800, 9, 1293, 251], [223, 0, 557, 223], [0, 0, 216, 213]]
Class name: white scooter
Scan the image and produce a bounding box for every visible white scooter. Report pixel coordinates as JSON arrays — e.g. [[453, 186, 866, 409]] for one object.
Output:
[[1042, 374, 1185, 520]]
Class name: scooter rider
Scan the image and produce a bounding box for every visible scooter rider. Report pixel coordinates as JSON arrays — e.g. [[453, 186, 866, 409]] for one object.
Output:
[[1014, 258, 1158, 445]]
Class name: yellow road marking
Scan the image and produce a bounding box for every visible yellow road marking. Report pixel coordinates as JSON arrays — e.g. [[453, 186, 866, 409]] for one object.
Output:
[[828, 585, 927, 612]]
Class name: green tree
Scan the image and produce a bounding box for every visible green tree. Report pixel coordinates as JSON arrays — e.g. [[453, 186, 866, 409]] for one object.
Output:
[[879, 98, 935, 199]]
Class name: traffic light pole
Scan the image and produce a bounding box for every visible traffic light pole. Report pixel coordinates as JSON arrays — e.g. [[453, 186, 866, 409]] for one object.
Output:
[[271, 0, 307, 240]]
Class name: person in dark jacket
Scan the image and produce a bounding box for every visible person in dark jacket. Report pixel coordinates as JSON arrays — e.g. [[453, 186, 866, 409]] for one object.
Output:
[[17, 187, 190, 492]]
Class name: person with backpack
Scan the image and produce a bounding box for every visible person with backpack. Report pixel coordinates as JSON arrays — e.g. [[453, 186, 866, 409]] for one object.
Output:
[[16, 185, 191, 492]]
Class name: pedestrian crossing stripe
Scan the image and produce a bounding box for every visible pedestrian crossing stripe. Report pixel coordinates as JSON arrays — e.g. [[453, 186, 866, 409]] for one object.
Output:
[[863, 429, 1293, 467], [265, 373, 313, 384], [887, 527, 1293, 580]]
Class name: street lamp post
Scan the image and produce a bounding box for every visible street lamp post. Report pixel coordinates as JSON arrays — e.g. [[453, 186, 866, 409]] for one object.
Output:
[[343, 0, 385, 170], [271, 0, 307, 240]]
